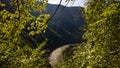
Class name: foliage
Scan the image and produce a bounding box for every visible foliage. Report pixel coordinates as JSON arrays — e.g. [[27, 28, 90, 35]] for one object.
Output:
[[55, 0, 120, 68], [0, 41, 50, 68], [82, 2, 120, 67], [0, 0, 50, 67]]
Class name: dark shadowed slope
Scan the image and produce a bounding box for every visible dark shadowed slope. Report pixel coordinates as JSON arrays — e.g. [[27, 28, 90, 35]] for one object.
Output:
[[44, 4, 86, 51]]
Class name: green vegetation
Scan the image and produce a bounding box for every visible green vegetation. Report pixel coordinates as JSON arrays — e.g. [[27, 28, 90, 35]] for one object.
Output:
[[55, 0, 120, 68], [0, 0, 50, 67], [0, 0, 120, 68]]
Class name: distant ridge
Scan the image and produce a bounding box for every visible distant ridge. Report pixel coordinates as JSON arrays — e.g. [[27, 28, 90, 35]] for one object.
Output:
[[43, 4, 86, 51], [47, 3, 83, 8]]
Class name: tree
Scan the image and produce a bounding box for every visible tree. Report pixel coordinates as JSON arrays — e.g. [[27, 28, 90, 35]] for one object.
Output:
[[55, 0, 120, 68], [82, 1, 120, 67], [0, 0, 50, 67]]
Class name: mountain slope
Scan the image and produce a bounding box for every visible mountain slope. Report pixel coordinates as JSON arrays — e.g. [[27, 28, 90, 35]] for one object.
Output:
[[44, 4, 86, 50]]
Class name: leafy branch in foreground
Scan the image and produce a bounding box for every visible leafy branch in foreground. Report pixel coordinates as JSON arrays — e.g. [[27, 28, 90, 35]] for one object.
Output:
[[0, 0, 51, 67]]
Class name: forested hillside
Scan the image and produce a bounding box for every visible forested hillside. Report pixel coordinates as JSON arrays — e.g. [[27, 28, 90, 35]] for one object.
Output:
[[31, 4, 86, 51], [45, 4, 86, 50]]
